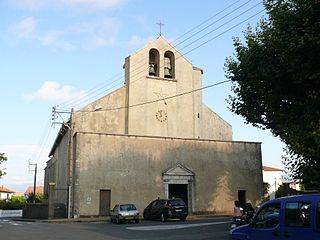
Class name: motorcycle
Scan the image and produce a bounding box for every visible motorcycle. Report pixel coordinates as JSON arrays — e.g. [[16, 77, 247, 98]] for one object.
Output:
[[230, 207, 255, 229]]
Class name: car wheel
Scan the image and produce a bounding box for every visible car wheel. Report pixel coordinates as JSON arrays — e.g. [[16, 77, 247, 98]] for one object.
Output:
[[160, 213, 166, 222]]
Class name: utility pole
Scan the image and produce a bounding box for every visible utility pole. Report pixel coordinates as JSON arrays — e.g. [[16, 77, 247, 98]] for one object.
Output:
[[29, 162, 37, 204], [68, 108, 74, 219]]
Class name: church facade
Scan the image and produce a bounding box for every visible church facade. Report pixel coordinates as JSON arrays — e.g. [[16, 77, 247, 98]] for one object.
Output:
[[45, 36, 263, 217]]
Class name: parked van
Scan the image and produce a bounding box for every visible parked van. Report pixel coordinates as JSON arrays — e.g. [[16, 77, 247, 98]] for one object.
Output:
[[230, 194, 320, 240]]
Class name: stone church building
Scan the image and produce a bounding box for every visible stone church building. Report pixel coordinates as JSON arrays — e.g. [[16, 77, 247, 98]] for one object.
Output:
[[45, 36, 263, 218]]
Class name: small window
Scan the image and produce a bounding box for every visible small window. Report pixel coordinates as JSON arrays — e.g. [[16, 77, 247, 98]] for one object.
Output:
[[149, 49, 159, 77], [285, 201, 311, 227], [254, 203, 281, 228], [316, 202, 320, 229]]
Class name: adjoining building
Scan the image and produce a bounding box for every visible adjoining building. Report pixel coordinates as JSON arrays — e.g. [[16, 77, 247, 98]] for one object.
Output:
[[24, 186, 44, 198], [262, 166, 283, 199], [45, 36, 263, 218], [0, 186, 15, 200]]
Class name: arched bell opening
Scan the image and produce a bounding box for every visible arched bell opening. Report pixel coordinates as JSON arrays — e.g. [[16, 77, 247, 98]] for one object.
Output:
[[164, 51, 175, 79], [149, 49, 159, 77]]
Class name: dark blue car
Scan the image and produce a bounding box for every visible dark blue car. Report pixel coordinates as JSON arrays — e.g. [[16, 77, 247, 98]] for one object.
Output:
[[230, 194, 320, 240]]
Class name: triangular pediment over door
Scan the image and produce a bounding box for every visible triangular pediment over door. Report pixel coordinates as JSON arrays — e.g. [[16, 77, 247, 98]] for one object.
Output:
[[162, 163, 194, 180]]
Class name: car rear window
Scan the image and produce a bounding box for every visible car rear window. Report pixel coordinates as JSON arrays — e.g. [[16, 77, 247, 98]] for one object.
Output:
[[285, 201, 311, 227], [168, 199, 186, 206], [120, 204, 137, 211]]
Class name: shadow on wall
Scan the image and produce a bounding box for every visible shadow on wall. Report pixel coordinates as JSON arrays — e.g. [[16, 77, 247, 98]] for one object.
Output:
[[208, 171, 234, 215]]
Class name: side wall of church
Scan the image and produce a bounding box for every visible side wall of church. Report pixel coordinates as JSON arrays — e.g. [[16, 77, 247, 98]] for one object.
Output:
[[73, 133, 263, 216], [200, 104, 233, 141], [73, 87, 126, 134], [44, 131, 70, 209]]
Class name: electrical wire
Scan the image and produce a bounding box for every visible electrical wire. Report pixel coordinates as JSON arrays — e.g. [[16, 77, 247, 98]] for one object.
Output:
[[77, 80, 231, 113]]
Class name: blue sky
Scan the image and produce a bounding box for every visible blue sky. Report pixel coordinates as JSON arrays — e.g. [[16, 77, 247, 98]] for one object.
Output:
[[0, 0, 285, 192]]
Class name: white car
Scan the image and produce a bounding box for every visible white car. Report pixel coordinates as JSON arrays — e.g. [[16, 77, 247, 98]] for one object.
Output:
[[110, 203, 140, 224]]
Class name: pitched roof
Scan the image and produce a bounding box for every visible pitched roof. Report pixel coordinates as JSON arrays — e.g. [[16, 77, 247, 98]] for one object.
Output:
[[24, 186, 44, 195], [0, 186, 15, 193], [263, 166, 283, 171]]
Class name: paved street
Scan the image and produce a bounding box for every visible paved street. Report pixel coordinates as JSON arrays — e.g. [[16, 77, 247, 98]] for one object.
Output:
[[0, 217, 231, 240]]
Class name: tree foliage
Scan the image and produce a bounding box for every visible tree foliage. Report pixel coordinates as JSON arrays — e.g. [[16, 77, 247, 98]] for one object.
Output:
[[26, 193, 44, 203], [225, 0, 320, 189], [0, 152, 7, 178]]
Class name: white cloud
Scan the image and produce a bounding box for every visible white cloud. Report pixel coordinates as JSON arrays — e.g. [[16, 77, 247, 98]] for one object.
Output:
[[11, 0, 124, 11], [9, 18, 76, 50], [39, 30, 76, 50], [63, 0, 124, 9], [10, 17, 38, 39], [24, 81, 86, 102], [73, 18, 121, 48], [128, 35, 154, 47], [9, 16, 120, 50], [39, 30, 61, 46]]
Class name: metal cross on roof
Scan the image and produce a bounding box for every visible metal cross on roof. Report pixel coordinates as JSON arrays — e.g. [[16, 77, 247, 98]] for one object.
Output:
[[157, 20, 164, 36]]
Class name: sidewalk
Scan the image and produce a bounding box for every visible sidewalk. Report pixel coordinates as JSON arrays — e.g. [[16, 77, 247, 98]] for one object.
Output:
[[12, 214, 231, 223]]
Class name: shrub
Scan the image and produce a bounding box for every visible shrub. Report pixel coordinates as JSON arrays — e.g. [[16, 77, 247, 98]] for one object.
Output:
[[0, 200, 25, 210]]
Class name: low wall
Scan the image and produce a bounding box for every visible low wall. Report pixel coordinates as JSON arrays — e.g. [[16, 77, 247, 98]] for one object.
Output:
[[0, 209, 23, 218], [22, 203, 66, 219], [23, 204, 48, 219]]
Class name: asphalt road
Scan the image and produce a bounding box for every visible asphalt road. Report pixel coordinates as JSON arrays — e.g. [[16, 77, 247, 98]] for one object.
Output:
[[0, 217, 231, 240]]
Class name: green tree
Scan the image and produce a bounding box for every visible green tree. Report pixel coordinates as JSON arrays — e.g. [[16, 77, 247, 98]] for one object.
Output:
[[0, 152, 7, 178], [225, 0, 320, 190], [26, 193, 44, 203]]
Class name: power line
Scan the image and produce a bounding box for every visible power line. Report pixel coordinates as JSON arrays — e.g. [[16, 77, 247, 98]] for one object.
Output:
[[122, 7, 264, 95], [29, 116, 52, 162], [182, 9, 265, 56], [174, 0, 254, 49], [178, 2, 263, 52], [74, 80, 231, 114], [171, 0, 242, 44]]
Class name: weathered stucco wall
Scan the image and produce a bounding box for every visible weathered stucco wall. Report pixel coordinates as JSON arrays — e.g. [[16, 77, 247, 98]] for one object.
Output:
[[44, 130, 70, 207], [123, 36, 233, 140], [73, 87, 126, 134], [201, 104, 233, 141], [73, 132, 263, 216]]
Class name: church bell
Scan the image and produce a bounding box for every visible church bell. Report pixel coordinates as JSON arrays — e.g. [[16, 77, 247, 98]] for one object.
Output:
[[164, 57, 172, 78], [149, 63, 156, 76]]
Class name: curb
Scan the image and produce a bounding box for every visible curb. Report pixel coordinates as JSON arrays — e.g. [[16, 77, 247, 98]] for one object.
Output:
[[11, 215, 231, 223]]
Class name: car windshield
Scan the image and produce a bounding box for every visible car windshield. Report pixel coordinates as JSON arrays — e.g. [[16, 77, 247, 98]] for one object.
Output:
[[169, 199, 186, 206], [120, 204, 137, 211]]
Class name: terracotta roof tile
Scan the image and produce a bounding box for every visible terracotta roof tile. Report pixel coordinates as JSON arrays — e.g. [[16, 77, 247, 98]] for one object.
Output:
[[0, 186, 15, 193], [24, 186, 44, 195], [263, 166, 283, 171]]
